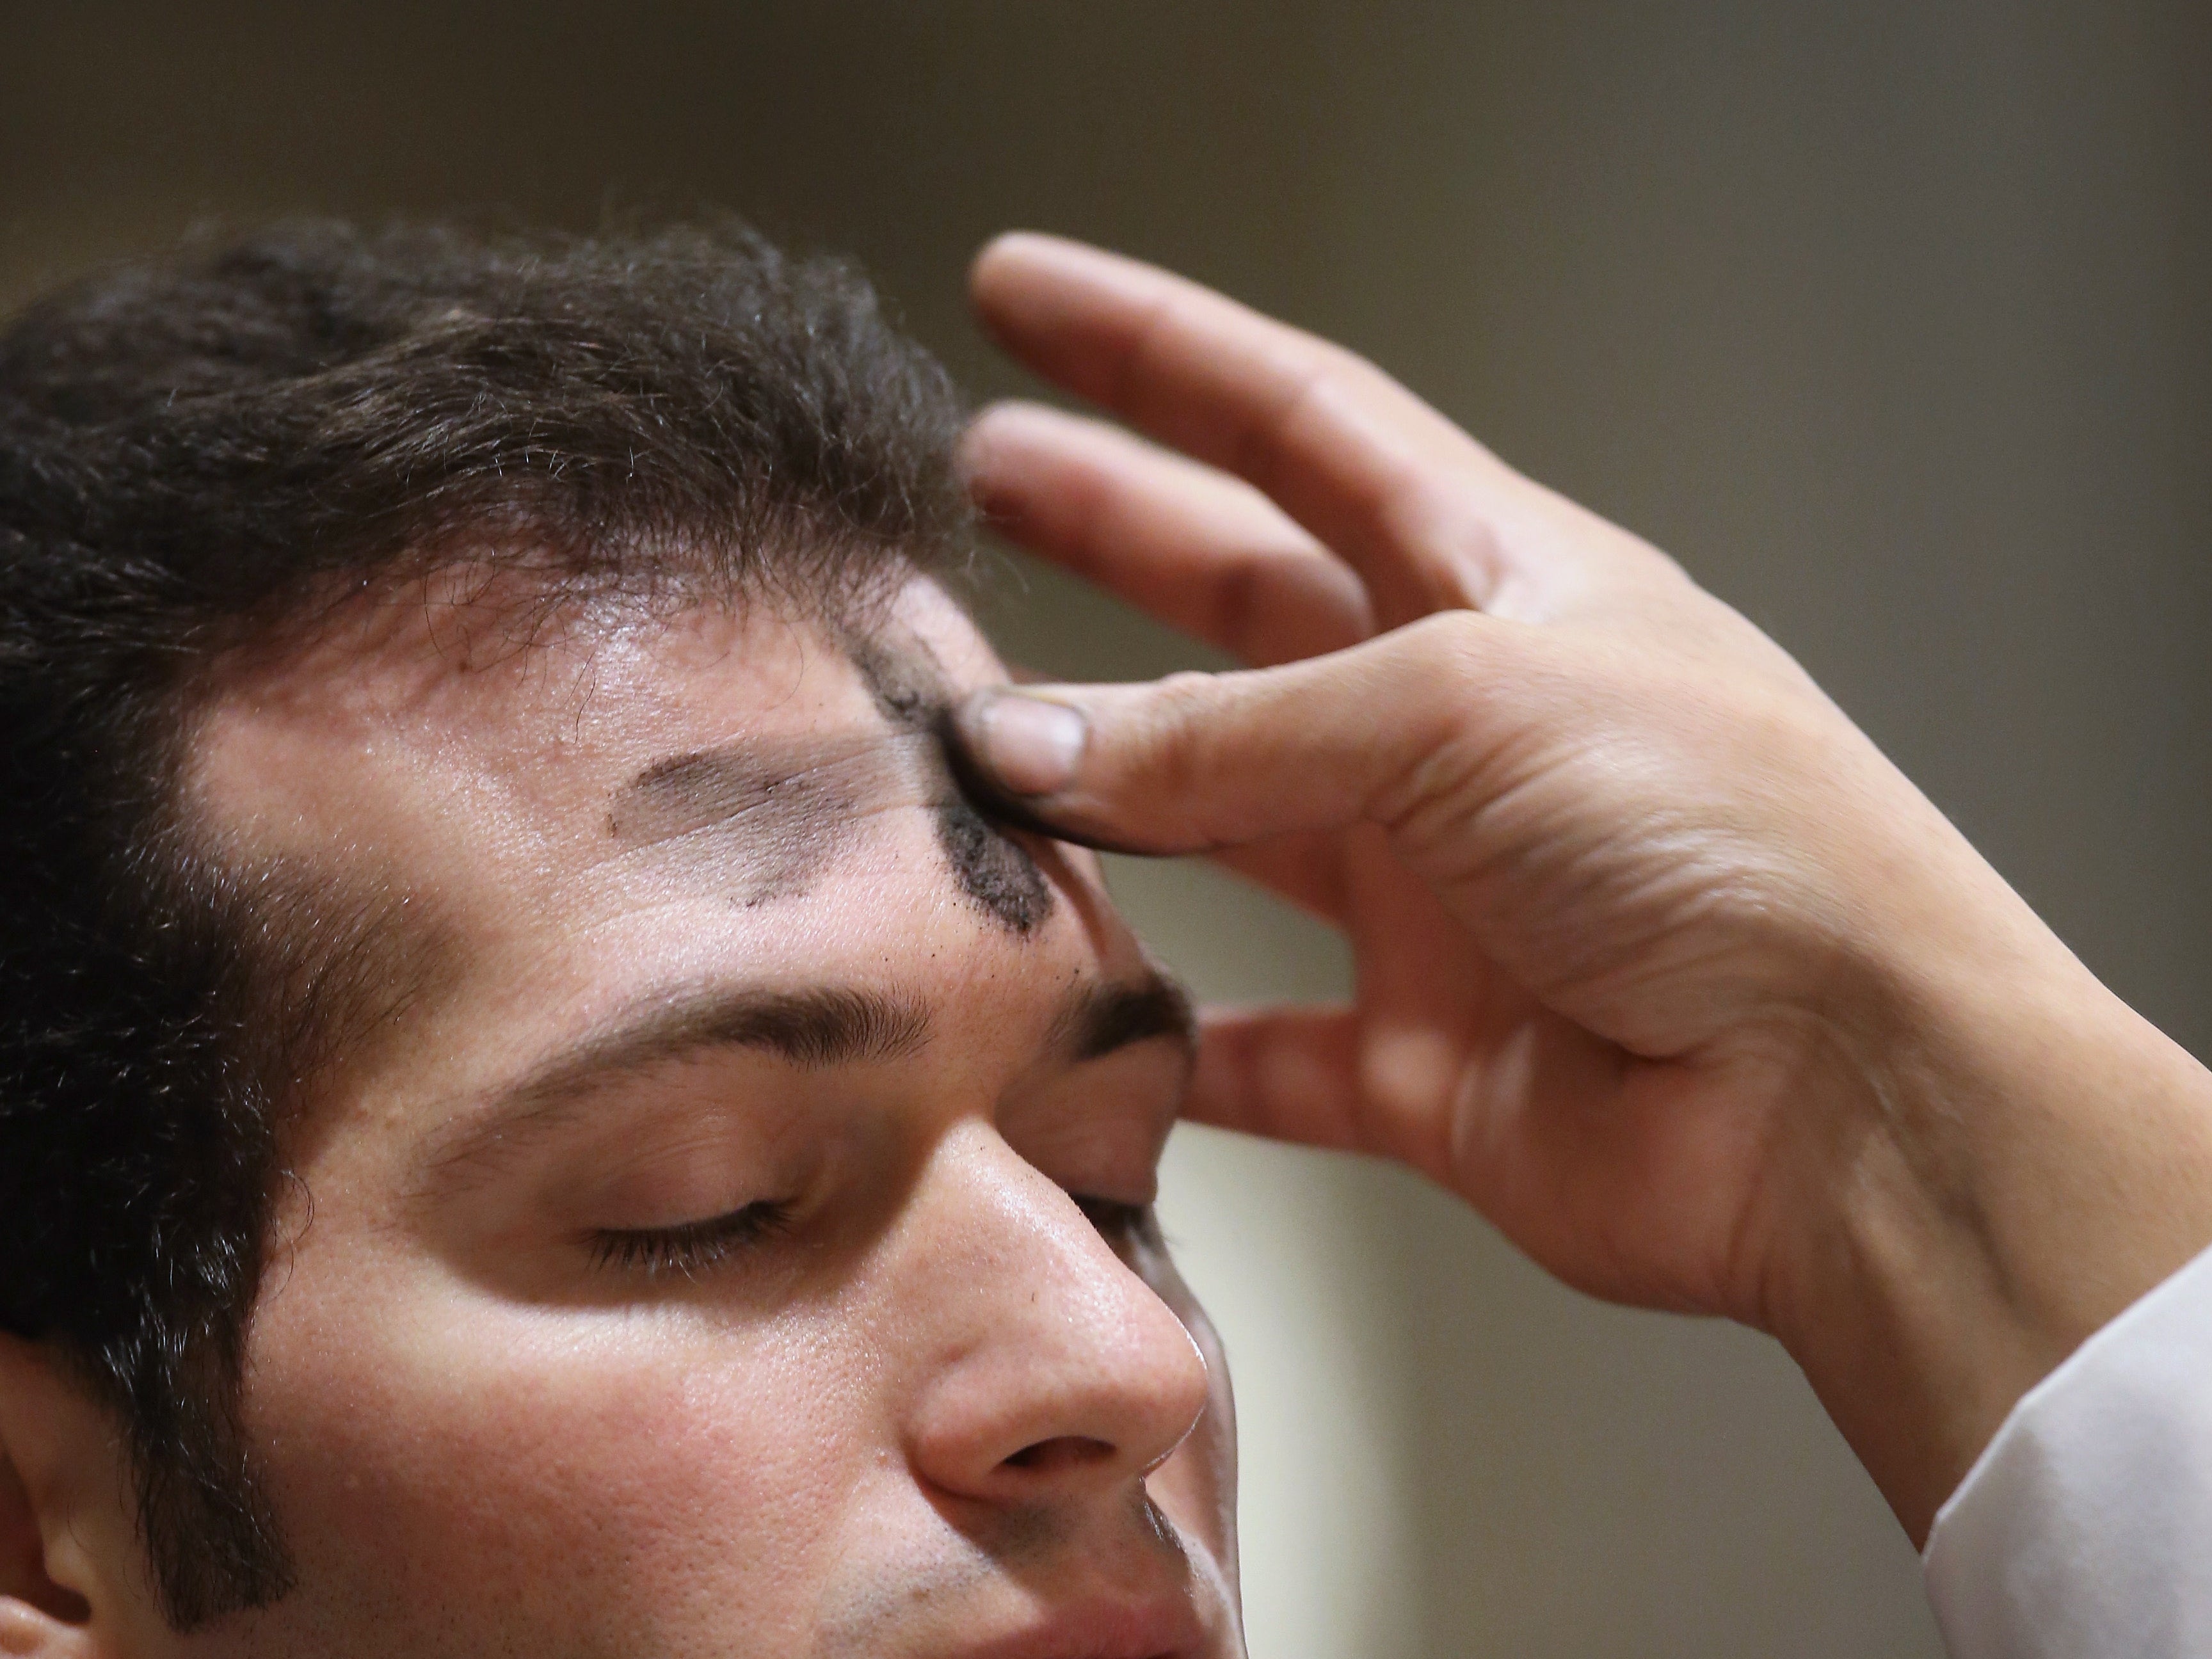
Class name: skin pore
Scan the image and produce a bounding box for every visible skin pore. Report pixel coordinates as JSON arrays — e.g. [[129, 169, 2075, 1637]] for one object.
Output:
[[1, 572, 1244, 1658]]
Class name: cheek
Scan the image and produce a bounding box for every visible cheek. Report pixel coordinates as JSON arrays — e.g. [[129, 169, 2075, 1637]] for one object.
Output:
[[244, 1276, 875, 1649]]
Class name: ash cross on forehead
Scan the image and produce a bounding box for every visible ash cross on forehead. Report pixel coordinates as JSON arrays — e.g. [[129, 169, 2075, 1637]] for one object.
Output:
[[605, 632, 1053, 934]]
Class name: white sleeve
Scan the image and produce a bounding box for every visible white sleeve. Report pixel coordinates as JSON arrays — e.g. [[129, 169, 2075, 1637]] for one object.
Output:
[[1923, 1239, 2212, 1658]]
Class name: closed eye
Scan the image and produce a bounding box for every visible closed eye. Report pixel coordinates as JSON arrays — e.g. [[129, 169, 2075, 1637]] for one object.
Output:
[[588, 1199, 793, 1280], [1070, 1194, 1162, 1258]]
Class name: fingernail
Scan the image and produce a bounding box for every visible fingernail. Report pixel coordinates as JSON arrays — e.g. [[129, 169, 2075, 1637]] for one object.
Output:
[[971, 690, 1087, 796]]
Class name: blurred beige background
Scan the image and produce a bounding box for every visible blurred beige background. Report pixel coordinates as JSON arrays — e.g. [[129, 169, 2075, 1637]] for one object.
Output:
[[6, 4, 2207, 1654]]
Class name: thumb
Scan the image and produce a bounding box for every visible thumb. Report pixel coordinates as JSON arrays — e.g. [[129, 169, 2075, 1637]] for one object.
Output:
[[949, 612, 1503, 854]]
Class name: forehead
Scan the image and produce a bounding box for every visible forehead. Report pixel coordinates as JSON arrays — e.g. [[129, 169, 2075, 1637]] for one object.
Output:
[[181, 574, 1069, 1102], [189, 573, 1002, 884]]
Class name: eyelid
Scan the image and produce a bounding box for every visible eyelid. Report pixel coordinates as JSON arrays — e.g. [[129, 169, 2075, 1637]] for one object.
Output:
[[547, 1080, 839, 1234], [1070, 1194, 1164, 1260], [1071, 1193, 1150, 1226], [587, 1198, 794, 1279]]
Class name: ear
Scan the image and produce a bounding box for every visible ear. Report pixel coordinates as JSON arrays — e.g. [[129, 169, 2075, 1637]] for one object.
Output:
[[0, 1336, 146, 1657]]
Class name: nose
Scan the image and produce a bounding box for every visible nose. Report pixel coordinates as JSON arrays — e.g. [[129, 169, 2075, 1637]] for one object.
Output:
[[895, 1126, 1212, 1505]]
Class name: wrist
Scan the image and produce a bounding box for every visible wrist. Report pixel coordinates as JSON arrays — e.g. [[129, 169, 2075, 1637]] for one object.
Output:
[[1769, 924, 2212, 1543]]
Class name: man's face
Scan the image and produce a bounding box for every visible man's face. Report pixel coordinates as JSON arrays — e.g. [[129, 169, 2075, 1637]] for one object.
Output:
[[136, 575, 1241, 1658]]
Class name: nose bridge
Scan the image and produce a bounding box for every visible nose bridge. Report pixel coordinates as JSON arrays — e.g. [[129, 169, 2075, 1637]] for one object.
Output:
[[889, 1123, 1210, 1502]]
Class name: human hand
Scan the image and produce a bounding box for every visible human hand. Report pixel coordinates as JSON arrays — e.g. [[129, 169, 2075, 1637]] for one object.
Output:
[[953, 234, 2212, 1539]]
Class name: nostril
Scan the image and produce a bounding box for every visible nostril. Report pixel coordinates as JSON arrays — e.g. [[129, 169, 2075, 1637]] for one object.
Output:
[[1001, 1434, 1114, 1473]]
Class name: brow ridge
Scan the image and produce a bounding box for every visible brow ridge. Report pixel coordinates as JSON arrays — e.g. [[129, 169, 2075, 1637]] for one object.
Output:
[[417, 969, 1189, 1196], [1059, 973, 1198, 1064], [420, 982, 933, 1185]]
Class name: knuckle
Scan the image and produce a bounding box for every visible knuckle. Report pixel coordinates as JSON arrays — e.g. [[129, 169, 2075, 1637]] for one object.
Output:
[[1125, 670, 1231, 813], [1230, 364, 1329, 488], [1202, 554, 1274, 655], [1393, 608, 1498, 682], [1151, 666, 1225, 711], [1396, 483, 1510, 602], [1134, 668, 1224, 750]]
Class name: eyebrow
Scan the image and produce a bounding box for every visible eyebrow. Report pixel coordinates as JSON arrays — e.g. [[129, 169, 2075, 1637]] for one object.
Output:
[[419, 983, 932, 1183], [417, 970, 1195, 1189], [1058, 974, 1198, 1063]]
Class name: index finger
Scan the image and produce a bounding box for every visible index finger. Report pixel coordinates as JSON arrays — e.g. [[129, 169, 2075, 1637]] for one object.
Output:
[[970, 232, 1537, 630]]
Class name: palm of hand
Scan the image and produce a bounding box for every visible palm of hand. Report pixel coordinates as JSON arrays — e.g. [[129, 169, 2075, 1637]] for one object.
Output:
[[1214, 611, 1873, 1329]]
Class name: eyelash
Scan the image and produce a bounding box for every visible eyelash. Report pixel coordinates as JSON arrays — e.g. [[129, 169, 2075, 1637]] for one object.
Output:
[[588, 1199, 793, 1280], [589, 1194, 1155, 1280], [1074, 1196, 1159, 1253]]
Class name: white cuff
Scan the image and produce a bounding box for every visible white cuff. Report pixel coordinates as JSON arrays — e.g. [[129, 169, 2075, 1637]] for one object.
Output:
[[1924, 1239, 2212, 1658]]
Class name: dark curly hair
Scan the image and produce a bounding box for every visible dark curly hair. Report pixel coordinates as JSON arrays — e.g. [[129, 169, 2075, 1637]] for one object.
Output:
[[0, 218, 972, 1628]]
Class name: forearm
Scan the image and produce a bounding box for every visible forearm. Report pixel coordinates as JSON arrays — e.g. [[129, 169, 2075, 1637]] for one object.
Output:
[[1780, 927, 2212, 1542]]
